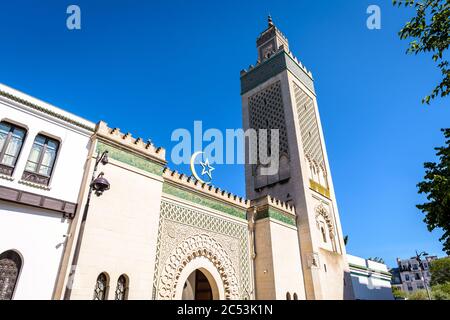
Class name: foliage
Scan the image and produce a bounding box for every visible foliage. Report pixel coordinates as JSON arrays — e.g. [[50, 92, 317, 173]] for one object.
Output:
[[431, 282, 450, 299], [392, 287, 408, 299], [393, 0, 450, 103], [430, 257, 450, 285], [403, 284, 450, 300], [417, 129, 450, 254], [407, 289, 429, 300]]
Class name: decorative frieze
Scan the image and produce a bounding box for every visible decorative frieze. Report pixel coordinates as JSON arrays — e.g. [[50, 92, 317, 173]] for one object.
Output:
[[21, 171, 50, 186], [250, 195, 296, 226], [241, 48, 314, 94], [162, 183, 247, 220], [0, 164, 14, 177], [96, 141, 165, 176], [309, 179, 330, 198], [163, 167, 249, 208]]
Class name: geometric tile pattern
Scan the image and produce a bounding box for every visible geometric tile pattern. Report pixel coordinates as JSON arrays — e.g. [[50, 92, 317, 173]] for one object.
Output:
[[248, 80, 289, 159], [293, 82, 327, 176], [96, 141, 164, 176]]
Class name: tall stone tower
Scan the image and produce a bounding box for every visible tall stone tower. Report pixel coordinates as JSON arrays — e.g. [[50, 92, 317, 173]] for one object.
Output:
[[240, 17, 352, 300]]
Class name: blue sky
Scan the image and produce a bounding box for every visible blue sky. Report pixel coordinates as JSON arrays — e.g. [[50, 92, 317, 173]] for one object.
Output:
[[0, 1, 448, 267]]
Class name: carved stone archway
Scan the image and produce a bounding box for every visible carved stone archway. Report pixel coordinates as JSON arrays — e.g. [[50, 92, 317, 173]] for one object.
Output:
[[157, 234, 239, 300], [315, 204, 334, 239]]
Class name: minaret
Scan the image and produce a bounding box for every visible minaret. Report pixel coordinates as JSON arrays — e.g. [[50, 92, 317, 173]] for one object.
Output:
[[240, 17, 353, 300]]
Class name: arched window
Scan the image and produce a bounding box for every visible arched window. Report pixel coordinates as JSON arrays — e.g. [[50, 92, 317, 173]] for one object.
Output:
[[286, 292, 291, 300], [115, 274, 129, 300], [93, 272, 109, 300], [0, 121, 26, 176], [321, 226, 327, 243], [293, 293, 298, 300], [0, 250, 23, 300]]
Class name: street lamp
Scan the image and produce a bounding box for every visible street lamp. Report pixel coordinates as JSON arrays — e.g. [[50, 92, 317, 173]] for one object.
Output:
[[64, 150, 110, 299], [82, 150, 110, 218], [414, 250, 431, 300], [91, 172, 110, 196]]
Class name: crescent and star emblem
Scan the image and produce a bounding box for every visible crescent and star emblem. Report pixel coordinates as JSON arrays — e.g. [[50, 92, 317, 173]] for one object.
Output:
[[190, 151, 215, 185]]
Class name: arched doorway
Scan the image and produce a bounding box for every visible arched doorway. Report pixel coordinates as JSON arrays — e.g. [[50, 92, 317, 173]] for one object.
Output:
[[157, 234, 239, 300], [182, 269, 214, 300]]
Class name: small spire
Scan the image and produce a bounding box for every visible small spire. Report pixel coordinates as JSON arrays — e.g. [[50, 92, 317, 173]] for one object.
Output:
[[268, 15, 274, 27]]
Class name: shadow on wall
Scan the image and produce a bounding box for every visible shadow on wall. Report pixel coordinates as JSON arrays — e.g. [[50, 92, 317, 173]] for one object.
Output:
[[344, 270, 355, 300], [350, 275, 394, 300]]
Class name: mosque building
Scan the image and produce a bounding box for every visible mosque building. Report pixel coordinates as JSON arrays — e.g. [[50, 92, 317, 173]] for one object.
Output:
[[0, 17, 354, 300]]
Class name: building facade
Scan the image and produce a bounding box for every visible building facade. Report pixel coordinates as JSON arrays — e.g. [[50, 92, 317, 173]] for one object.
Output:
[[390, 256, 437, 294], [0, 84, 94, 299], [1, 17, 353, 300], [347, 255, 393, 300], [54, 121, 304, 300]]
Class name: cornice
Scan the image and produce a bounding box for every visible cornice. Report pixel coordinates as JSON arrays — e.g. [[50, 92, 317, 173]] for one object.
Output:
[[0, 89, 94, 132]]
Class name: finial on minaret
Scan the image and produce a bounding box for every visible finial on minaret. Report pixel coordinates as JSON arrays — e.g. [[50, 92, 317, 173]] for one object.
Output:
[[268, 15, 274, 27]]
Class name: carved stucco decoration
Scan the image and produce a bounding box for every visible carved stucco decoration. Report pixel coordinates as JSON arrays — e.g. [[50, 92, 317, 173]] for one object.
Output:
[[157, 233, 240, 300], [153, 200, 252, 300], [315, 204, 334, 239]]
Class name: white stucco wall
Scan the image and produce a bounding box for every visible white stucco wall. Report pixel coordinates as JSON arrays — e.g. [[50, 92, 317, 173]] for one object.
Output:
[[269, 219, 306, 300], [254, 217, 305, 300], [68, 155, 164, 300], [0, 201, 70, 299]]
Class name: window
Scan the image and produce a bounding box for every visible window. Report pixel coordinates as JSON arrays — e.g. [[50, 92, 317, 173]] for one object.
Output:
[[415, 273, 421, 280], [321, 226, 327, 243], [0, 250, 22, 300], [293, 293, 298, 300], [405, 274, 410, 281], [407, 285, 413, 291], [0, 122, 26, 176], [286, 292, 291, 300], [22, 134, 59, 185], [93, 273, 109, 300], [115, 274, 128, 300]]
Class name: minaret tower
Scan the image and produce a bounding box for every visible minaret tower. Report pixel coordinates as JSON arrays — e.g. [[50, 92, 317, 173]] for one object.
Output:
[[240, 17, 352, 300]]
